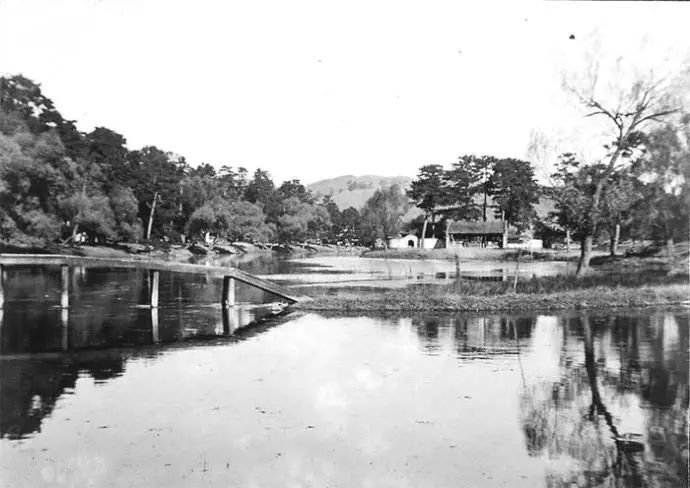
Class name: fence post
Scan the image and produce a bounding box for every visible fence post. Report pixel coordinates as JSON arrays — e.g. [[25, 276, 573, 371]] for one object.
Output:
[[149, 270, 159, 308], [222, 276, 236, 308], [61, 265, 69, 308], [0, 264, 4, 309]]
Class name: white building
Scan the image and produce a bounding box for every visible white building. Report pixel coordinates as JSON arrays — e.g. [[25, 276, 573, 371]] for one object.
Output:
[[388, 234, 418, 249]]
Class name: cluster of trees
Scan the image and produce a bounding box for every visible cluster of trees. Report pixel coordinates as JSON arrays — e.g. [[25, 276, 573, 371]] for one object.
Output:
[[1, 73, 686, 268], [406, 156, 540, 248], [404, 74, 688, 276], [550, 75, 689, 274], [0, 75, 372, 248]]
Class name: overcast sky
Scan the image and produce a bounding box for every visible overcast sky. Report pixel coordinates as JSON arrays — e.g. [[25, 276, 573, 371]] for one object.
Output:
[[1, 0, 688, 184]]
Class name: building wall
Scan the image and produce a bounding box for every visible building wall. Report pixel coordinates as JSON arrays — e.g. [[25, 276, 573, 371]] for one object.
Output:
[[419, 238, 439, 249], [389, 235, 418, 249]]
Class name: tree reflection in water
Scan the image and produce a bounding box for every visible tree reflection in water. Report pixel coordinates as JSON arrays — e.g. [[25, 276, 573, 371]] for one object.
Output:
[[518, 312, 688, 487]]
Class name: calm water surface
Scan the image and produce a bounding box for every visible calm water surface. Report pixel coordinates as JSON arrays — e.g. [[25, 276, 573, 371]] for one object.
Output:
[[0, 265, 687, 487], [211, 253, 575, 290]]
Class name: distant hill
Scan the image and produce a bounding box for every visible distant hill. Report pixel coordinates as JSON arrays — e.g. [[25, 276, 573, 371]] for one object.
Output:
[[307, 175, 413, 210]]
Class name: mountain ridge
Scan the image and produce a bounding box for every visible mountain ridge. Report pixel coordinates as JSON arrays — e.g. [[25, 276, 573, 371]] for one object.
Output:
[[307, 174, 413, 210]]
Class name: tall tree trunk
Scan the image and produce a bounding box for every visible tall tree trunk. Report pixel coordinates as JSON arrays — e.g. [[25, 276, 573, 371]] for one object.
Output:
[[420, 217, 428, 249], [146, 191, 159, 241], [445, 220, 451, 248], [482, 188, 488, 247], [576, 235, 593, 275], [565, 228, 571, 252], [501, 212, 508, 249], [575, 143, 625, 273], [610, 223, 620, 257]]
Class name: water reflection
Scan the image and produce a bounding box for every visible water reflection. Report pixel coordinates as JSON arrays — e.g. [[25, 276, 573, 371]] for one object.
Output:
[[0, 295, 687, 486], [0, 267, 286, 354], [212, 253, 575, 290], [518, 313, 688, 487], [0, 266, 291, 442]]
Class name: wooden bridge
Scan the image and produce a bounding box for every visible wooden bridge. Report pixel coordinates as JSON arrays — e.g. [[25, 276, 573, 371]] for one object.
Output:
[[0, 254, 310, 310]]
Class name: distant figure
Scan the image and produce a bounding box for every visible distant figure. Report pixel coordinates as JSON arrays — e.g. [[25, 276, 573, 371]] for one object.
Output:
[[569, 34, 575, 40]]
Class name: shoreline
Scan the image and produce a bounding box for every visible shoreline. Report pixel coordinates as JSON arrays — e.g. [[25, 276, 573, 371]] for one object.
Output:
[[0, 242, 367, 262], [361, 247, 590, 262], [295, 284, 690, 312]]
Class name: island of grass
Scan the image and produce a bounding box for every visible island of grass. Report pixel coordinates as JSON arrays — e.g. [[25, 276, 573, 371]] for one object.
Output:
[[297, 263, 689, 313]]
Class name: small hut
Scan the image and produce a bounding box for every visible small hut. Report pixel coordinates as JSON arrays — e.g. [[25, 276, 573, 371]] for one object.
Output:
[[388, 233, 419, 249]]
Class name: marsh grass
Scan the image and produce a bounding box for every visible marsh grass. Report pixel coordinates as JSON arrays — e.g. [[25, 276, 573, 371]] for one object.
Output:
[[441, 270, 686, 296], [298, 270, 689, 312]]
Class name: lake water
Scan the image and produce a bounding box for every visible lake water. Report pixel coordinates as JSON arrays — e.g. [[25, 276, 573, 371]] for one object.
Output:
[[0, 261, 687, 487], [206, 253, 576, 291]]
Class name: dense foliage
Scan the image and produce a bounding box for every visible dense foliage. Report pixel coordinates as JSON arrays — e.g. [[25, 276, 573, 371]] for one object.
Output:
[[1, 74, 686, 254], [406, 155, 541, 246], [0, 75, 345, 247]]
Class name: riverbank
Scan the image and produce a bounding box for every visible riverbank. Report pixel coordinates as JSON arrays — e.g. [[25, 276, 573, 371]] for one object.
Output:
[[0, 241, 366, 262], [296, 270, 689, 312], [361, 241, 689, 268], [361, 247, 590, 262], [296, 284, 689, 312]]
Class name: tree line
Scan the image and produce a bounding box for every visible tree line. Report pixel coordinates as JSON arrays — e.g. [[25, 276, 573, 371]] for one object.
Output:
[[1, 74, 687, 273], [0, 75, 376, 249], [405, 156, 539, 248], [403, 120, 688, 276], [403, 70, 688, 275]]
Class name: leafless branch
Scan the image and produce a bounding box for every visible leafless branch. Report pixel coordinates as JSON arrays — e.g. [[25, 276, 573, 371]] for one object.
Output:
[[635, 108, 680, 128], [585, 99, 623, 130]]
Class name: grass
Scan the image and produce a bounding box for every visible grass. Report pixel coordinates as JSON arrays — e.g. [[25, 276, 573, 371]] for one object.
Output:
[[361, 247, 592, 262], [296, 271, 690, 312]]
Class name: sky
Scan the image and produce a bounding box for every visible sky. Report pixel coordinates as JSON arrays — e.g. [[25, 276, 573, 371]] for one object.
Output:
[[0, 0, 688, 184]]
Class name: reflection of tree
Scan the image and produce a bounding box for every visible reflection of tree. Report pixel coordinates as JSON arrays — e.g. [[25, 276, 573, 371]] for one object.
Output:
[[413, 315, 442, 354], [0, 356, 125, 440], [518, 313, 688, 487], [582, 315, 643, 486], [0, 266, 286, 441]]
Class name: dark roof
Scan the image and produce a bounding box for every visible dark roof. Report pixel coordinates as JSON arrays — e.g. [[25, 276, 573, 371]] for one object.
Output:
[[448, 220, 504, 235]]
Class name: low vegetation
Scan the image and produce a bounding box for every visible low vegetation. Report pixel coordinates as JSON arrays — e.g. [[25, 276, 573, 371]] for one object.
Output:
[[297, 270, 689, 312]]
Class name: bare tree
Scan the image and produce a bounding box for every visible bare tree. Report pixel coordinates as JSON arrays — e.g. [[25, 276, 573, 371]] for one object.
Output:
[[564, 63, 681, 274]]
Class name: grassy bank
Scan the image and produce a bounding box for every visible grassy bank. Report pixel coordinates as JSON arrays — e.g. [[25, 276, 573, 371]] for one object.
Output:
[[297, 284, 688, 312], [297, 272, 689, 312], [361, 247, 589, 262]]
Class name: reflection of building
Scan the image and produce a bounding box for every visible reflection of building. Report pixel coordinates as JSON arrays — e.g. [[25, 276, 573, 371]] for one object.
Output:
[[410, 314, 536, 356]]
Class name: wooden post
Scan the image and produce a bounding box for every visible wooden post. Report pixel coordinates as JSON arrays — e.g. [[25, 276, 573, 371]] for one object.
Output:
[[60, 265, 69, 308], [60, 308, 69, 351], [151, 307, 159, 343], [222, 304, 238, 335], [0, 264, 4, 309], [222, 276, 236, 307], [149, 270, 159, 308]]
